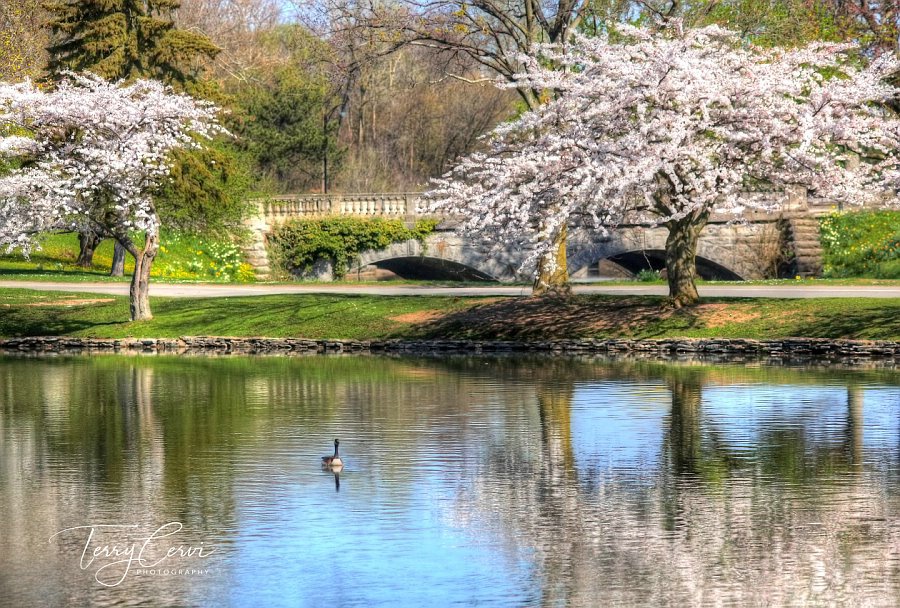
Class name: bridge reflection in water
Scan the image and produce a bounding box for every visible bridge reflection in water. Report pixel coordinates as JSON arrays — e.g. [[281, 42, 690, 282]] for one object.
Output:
[[1, 354, 898, 606]]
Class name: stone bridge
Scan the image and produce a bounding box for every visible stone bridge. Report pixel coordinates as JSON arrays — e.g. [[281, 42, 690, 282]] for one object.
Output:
[[243, 190, 852, 282]]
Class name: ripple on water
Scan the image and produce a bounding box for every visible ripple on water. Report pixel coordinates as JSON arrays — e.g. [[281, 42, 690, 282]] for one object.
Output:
[[0, 355, 898, 607]]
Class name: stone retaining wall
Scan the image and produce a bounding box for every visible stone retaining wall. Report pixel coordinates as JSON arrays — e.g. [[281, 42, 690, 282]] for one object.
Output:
[[1, 336, 898, 365]]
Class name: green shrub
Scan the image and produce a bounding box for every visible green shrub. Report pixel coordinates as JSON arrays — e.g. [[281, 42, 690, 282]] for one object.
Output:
[[268, 217, 437, 279], [636, 268, 662, 282], [154, 140, 256, 238], [820, 211, 900, 278]]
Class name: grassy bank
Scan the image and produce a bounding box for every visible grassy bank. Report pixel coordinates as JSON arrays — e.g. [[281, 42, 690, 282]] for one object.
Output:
[[820, 210, 900, 279], [0, 232, 255, 283], [1, 288, 899, 341]]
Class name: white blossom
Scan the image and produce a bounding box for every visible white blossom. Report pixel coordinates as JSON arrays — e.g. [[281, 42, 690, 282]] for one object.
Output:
[[0, 73, 224, 254], [424, 26, 900, 275]]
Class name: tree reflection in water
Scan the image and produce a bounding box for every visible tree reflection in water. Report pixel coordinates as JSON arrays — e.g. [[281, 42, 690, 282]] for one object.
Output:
[[0, 354, 897, 606], [464, 361, 900, 606]]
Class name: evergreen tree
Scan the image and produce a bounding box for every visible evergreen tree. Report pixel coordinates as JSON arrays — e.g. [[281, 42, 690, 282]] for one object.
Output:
[[234, 64, 340, 192], [44, 0, 219, 84], [229, 26, 341, 193]]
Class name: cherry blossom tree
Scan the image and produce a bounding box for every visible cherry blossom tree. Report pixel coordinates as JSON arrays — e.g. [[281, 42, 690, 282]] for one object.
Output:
[[0, 74, 223, 320], [426, 24, 900, 305]]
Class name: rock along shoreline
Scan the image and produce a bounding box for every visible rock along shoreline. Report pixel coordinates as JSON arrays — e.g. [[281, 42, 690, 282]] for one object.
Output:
[[0, 336, 899, 365]]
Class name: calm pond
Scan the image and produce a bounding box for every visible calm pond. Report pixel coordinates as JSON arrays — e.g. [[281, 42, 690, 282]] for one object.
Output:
[[1, 354, 899, 607]]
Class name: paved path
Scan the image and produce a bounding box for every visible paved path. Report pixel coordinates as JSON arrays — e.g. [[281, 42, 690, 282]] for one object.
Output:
[[1, 280, 900, 298]]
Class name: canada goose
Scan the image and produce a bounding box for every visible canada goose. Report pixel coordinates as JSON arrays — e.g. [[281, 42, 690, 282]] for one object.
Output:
[[322, 438, 343, 468]]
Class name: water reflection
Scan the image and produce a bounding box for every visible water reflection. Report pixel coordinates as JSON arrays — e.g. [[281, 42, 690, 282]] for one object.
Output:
[[0, 355, 898, 607]]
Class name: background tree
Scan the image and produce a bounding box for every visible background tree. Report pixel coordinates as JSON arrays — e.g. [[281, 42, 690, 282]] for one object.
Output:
[[0, 75, 223, 320], [222, 22, 514, 193], [234, 64, 339, 191], [44, 0, 222, 271], [303, 0, 593, 292], [689, 0, 850, 46], [332, 48, 515, 191], [820, 0, 900, 54], [44, 0, 219, 83], [427, 25, 900, 304], [154, 140, 254, 235], [0, 0, 48, 81], [229, 26, 339, 192], [175, 0, 283, 80]]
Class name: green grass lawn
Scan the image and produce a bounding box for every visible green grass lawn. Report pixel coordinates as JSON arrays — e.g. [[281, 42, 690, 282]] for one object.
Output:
[[820, 210, 900, 279], [1, 289, 898, 341], [0, 232, 255, 283]]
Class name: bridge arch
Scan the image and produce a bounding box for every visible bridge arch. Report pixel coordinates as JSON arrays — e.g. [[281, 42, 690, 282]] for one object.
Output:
[[355, 238, 506, 281], [569, 247, 746, 281], [360, 256, 499, 281]]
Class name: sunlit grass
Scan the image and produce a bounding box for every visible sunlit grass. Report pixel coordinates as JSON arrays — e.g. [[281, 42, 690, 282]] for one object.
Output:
[[0, 289, 897, 341], [0, 231, 255, 283]]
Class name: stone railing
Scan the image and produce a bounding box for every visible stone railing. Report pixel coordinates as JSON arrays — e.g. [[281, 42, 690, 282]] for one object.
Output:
[[255, 193, 422, 226], [251, 189, 889, 226]]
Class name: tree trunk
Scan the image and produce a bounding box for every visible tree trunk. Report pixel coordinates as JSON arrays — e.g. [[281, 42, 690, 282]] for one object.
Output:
[[668, 379, 703, 475], [664, 214, 707, 308], [110, 241, 126, 277], [127, 230, 159, 321], [532, 225, 571, 296], [76, 231, 101, 267]]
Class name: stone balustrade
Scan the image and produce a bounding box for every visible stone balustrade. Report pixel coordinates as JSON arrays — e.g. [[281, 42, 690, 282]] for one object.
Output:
[[251, 190, 884, 228], [256, 193, 421, 225]]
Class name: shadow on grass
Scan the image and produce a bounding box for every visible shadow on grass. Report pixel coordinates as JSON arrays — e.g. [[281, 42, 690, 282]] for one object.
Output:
[[790, 304, 900, 340], [0, 267, 116, 280], [401, 296, 900, 341], [0, 307, 125, 337], [404, 295, 695, 340]]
